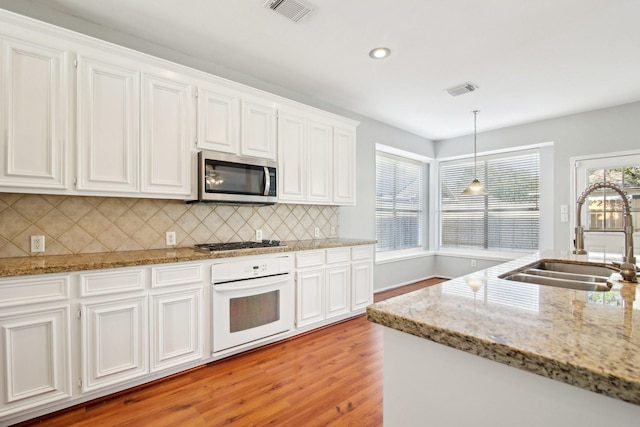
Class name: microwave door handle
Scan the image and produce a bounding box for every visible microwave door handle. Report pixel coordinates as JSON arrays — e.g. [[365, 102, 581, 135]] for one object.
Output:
[[263, 166, 270, 196]]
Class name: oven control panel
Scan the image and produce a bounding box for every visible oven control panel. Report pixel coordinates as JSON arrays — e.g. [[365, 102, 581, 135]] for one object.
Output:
[[210, 254, 293, 283]]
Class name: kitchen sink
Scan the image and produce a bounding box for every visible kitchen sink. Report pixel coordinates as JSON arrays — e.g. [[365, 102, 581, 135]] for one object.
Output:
[[499, 260, 618, 292]]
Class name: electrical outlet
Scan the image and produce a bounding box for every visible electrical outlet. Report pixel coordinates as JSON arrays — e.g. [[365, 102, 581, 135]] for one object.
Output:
[[256, 229, 263, 241], [314, 227, 320, 238], [330, 225, 337, 236], [471, 259, 477, 268], [165, 231, 176, 246], [31, 235, 45, 253]]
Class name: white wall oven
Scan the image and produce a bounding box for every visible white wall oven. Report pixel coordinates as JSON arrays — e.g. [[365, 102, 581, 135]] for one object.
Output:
[[211, 255, 294, 352]]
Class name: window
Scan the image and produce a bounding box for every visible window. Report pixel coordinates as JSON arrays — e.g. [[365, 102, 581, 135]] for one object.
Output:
[[573, 152, 640, 256], [584, 164, 640, 232], [376, 151, 425, 252], [440, 150, 540, 252]]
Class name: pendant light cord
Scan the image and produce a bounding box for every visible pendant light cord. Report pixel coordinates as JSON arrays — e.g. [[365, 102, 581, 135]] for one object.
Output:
[[473, 110, 479, 178]]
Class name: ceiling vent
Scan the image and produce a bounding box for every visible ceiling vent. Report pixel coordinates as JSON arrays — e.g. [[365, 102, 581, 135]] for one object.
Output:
[[264, 0, 312, 22], [446, 82, 479, 97]]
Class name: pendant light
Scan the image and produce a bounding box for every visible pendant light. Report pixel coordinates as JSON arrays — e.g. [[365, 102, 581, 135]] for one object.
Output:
[[462, 110, 488, 195]]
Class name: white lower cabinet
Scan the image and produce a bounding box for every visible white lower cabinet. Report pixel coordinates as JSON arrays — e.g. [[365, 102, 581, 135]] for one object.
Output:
[[295, 245, 372, 329], [0, 305, 72, 418], [0, 274, 72, 420], [78, 263, 205, 392], [296, 266, 325, 327], [351, 245, 374, 310], [150, 289, 202, 372], [150, 263, 203, 372], [325, 248, 351, 319], [78, 267, 149, 393], [80, 295, 149, 393]]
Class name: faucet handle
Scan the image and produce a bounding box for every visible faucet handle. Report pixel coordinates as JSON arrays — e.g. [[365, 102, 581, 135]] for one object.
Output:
[[619, 262, 638, 282]]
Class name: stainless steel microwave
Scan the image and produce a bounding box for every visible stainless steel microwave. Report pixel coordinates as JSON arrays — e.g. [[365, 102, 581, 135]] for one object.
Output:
[[194, 151, 278, 205]]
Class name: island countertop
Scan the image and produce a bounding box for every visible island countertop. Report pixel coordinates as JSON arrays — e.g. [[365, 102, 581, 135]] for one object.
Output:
[[367, 252, 640, 406], [0, 238, 376, 278]]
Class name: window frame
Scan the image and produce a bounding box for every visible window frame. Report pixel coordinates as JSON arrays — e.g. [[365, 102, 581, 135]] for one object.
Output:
[[375, 144, 431, 258], [438, 148, 541, 255]]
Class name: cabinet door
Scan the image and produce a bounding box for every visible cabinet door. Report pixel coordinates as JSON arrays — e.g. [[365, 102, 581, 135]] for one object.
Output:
[[307, 118, 333, 203], [296, 268, 325, 327], [141, 73, 193, 196], [150, 288, 202, 372], [0, 306, 71, 418], [0, 37, 70, 190], [197, 87, 239, 153], [351, 261, 373, 311], [278, 111, 306, 202], [326, 264, 350, 319], [77, 54, 140, 193], [240, 99, 276, 160], [81, 296, 148, 393], [333, 125, 356, 205]]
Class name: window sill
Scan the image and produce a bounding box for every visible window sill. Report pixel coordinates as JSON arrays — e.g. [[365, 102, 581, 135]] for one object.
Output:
[[436, 248, 530, 262], [375, 248, 435, 265]]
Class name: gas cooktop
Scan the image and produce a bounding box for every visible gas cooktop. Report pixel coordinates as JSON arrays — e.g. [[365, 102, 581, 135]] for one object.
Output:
[[194, 240, 285, 252]]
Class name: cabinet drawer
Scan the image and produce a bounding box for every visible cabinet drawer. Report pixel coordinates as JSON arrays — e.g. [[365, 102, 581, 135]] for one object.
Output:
[[151, 263, 203, 288], [79, 268, 146, 297], [326, 247, 350, 264], [296, 250, 325, 268], [0, 275, 70, 308], [351, 245, 374, 261]]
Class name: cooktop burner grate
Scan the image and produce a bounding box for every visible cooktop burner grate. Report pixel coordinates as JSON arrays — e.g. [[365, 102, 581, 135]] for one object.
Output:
[[194, 240, 284, 252]]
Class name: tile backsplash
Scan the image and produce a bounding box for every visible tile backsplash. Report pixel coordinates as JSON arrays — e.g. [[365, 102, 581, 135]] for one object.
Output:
[[0, 194, 339, 258]]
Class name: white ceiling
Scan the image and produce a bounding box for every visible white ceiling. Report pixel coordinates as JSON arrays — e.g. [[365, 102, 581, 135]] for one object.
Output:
[[25, 0, 640, 140]]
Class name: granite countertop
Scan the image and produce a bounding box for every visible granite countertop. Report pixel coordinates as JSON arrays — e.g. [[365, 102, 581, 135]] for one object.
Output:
[[0, 238, 376, 278], [367, 252, 640, 406]]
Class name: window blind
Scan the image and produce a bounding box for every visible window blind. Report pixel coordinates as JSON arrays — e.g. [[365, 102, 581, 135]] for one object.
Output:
[[376, 152, 424, 251], [440, 151, 539, 251]]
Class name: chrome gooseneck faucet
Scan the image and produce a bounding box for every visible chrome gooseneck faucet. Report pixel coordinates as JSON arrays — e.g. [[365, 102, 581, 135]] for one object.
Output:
[[573, 182, 637, 282]]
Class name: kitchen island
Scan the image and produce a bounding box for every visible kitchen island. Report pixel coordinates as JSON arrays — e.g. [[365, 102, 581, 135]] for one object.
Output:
[[367, 252, 640, 427]]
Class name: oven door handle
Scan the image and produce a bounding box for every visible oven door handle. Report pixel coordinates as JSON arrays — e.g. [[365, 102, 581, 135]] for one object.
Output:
[[214, 276, 289, 292]]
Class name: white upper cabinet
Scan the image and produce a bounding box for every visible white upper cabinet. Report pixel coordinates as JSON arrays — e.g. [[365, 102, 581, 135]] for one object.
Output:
[[197, 83, 239, 154], [196, 84, 277, 161], [141, 72, 193, 196], [0, 34, 71, 191], [76, 52, 140, 193], [0, 11, 360, 201], [333, 125, 356, 205], [77, 46, 194, 198], [278, 110, 306, 202], [277, 106, 357, 205], [306, 117, 333, 203], [241, 97, 277, 160]]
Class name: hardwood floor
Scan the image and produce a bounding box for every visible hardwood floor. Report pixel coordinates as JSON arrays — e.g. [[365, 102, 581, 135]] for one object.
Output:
[[17, 278, 444, 427]]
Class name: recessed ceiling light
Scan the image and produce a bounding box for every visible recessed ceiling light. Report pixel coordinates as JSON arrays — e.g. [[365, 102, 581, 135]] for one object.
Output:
[[369, 47, 391, 59]]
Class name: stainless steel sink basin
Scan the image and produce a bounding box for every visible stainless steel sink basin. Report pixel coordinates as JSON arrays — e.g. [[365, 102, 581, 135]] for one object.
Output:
[[499, 260, 617, 292]]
